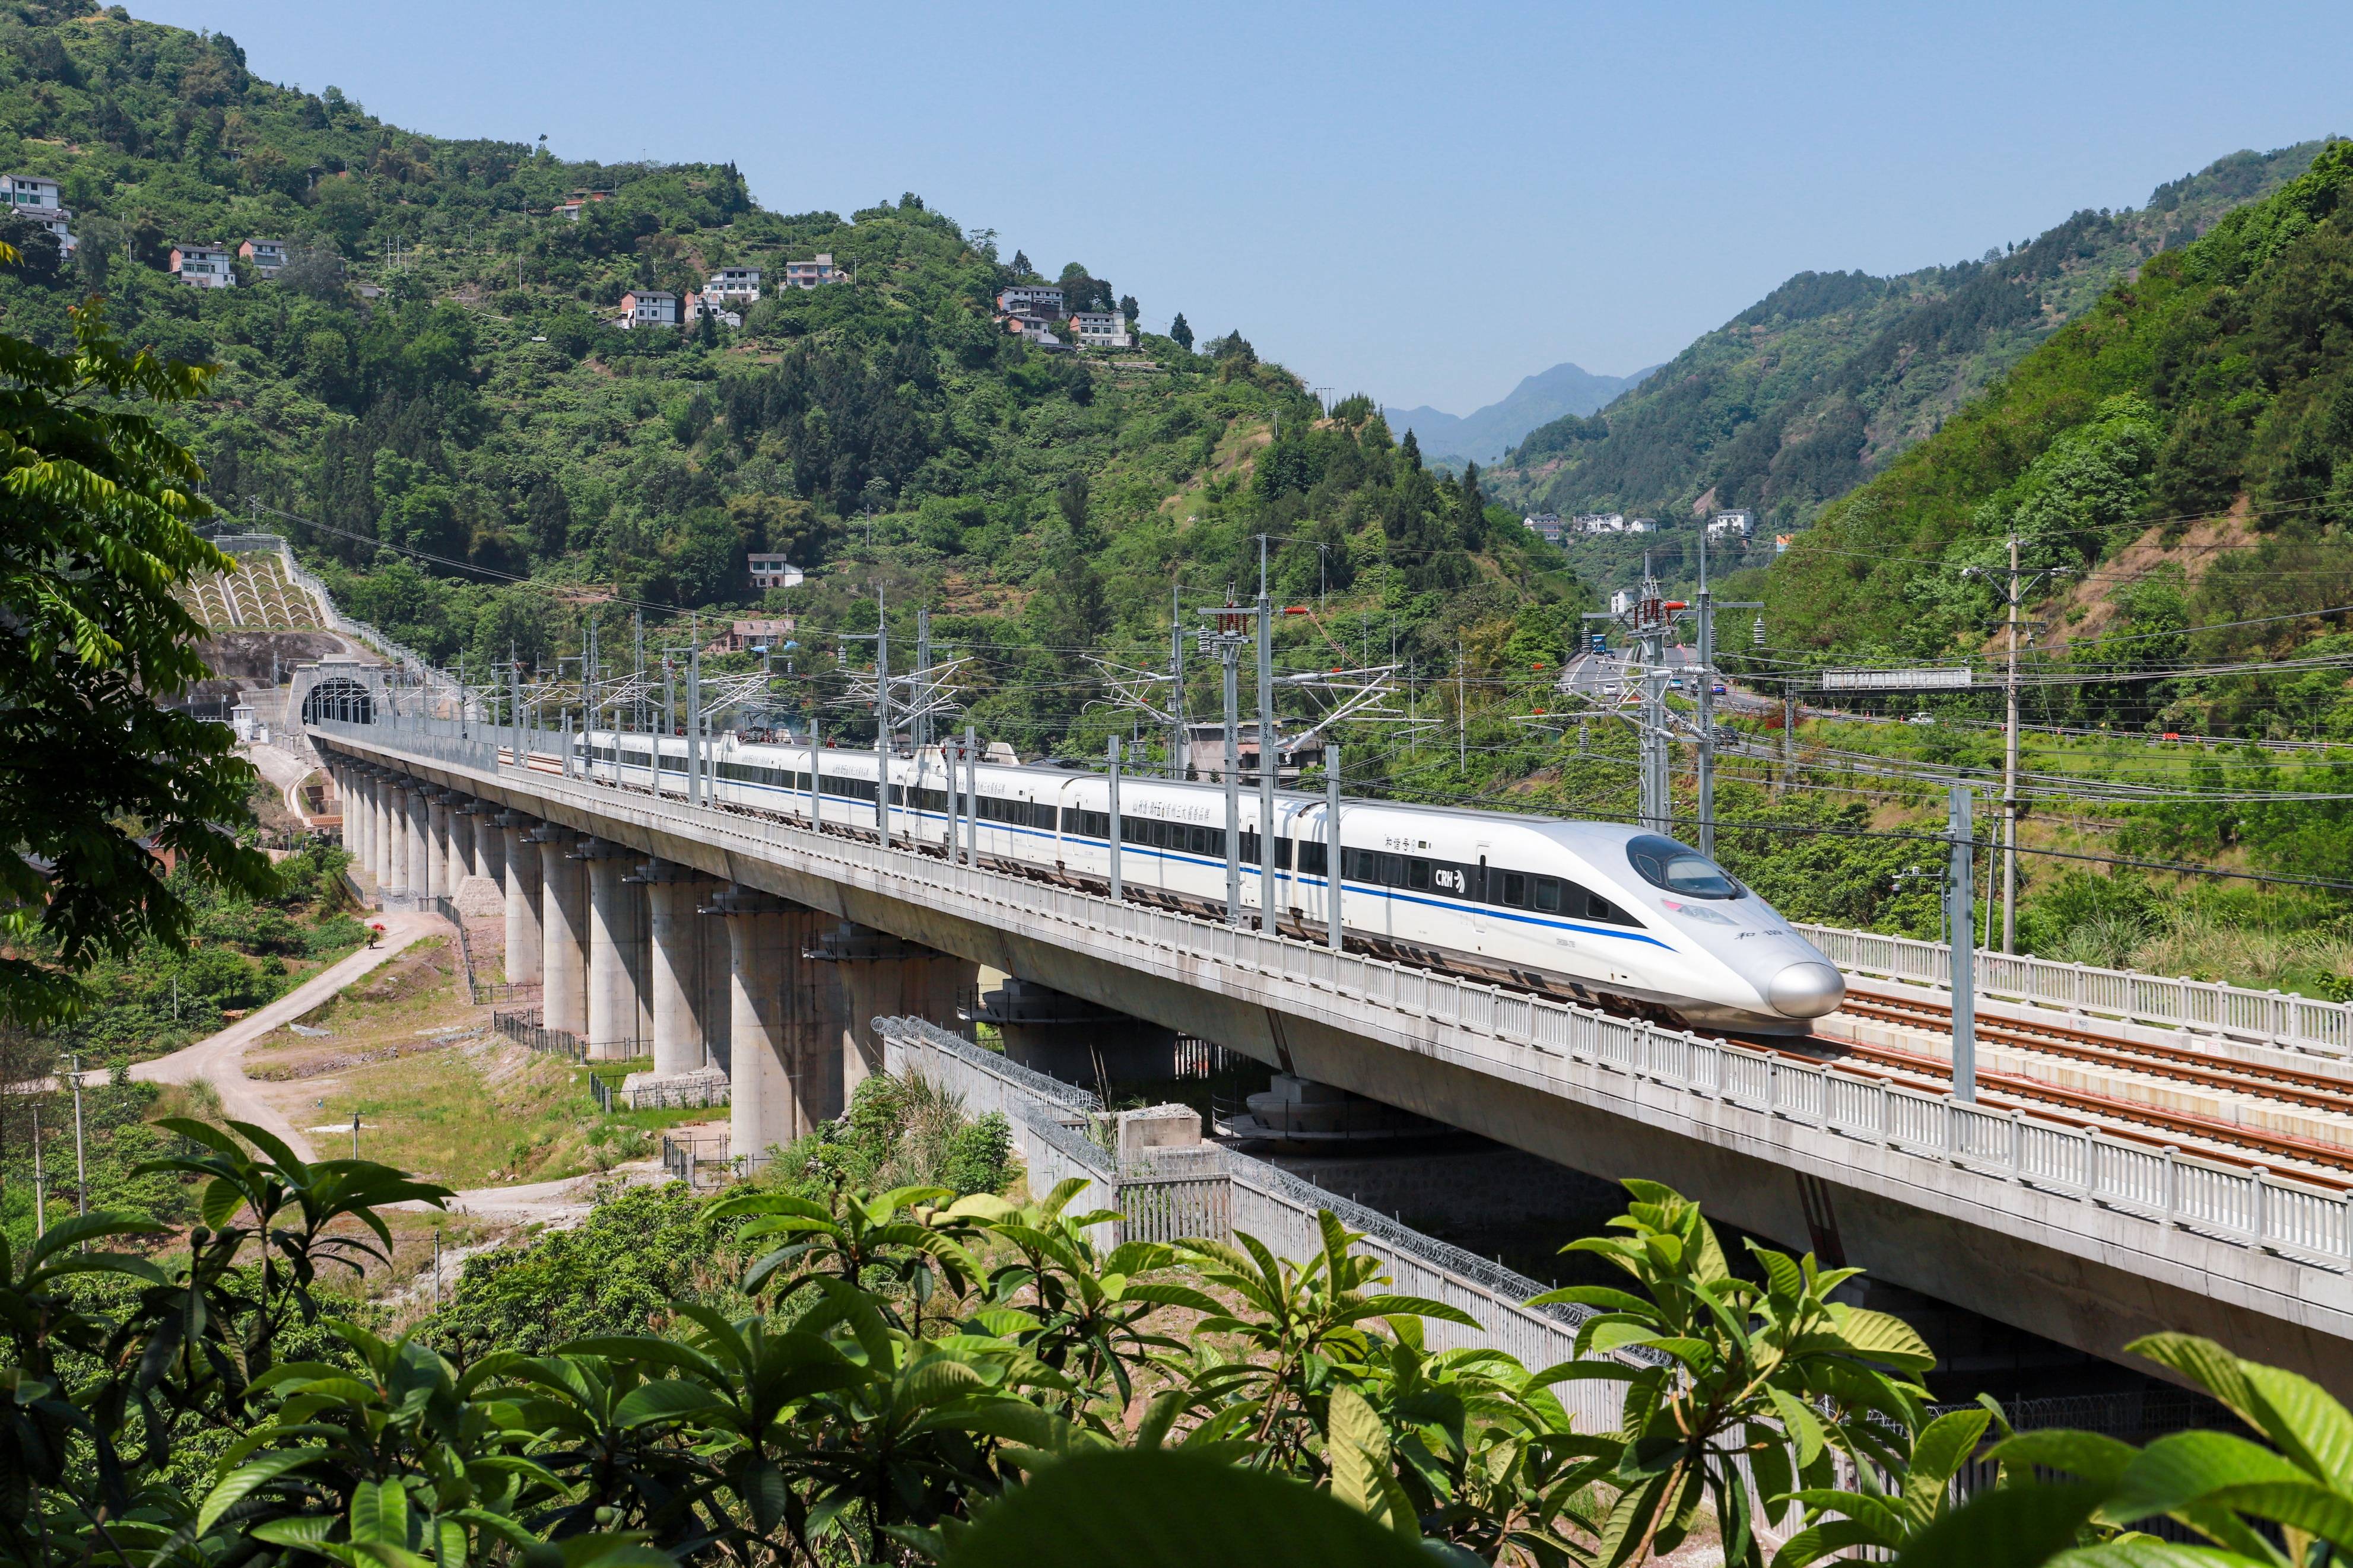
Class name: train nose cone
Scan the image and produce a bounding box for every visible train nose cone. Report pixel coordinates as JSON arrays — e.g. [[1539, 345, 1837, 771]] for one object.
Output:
[[1768, 962, 1846, 1019]]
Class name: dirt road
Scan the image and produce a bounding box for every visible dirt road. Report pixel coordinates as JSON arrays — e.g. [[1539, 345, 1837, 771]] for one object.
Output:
[[133, 909, 440, 1161]]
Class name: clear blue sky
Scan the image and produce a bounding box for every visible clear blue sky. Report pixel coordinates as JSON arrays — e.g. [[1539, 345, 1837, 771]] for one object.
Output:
[[138, 1, 2353, 416]]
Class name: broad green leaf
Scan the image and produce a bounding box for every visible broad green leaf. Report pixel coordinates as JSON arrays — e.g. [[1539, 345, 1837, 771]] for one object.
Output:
[[611, 1379, 724, 1429], [1888, 1481, 2110, 1568], [2104, 1430, 2311, 1522], [1327, 1385, 1414, 1540], [940, 1449, 1428, 1568], [1904, 1408, 1994, 1513], [1992, 1429, 2142, 1488], [1767, 1386, 1826, 1468], [2240, 1362, 2353, 1490], [1821, 1305, 1936, 1372], [199, 1448, 332, 1534], [349, 1478, 408, 1548], [2125, 1335, 2260, 1429], [249, 1518, 339, 1551]]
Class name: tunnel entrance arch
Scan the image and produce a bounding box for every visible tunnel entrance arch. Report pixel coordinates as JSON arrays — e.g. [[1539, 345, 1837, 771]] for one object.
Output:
[[301, 676, 374, 725]]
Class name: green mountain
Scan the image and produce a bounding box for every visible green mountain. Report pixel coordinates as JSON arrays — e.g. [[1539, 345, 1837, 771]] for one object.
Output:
[[1756, 139, 2353, 741], [0, 4, 1583, 761], [1488, 141, 2332, 536]]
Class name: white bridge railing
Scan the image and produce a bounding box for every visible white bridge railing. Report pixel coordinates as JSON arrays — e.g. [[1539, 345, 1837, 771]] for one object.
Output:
[[317, 716, 2353, 1279], [1798, 922, 2353, 1058]]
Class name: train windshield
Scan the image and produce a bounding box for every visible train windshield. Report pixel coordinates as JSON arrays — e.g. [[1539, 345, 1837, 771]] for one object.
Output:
[[1624, 835, 1741, 899]]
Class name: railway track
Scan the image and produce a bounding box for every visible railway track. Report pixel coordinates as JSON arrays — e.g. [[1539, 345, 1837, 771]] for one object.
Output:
[[1761, 1029, 2353, 1185], [1838, 987, 2353, 1117]]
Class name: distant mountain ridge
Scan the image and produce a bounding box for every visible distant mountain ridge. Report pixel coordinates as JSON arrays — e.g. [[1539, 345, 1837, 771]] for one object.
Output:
[[1487, 140, 2335, 530], [1385, 361, 1657, 466]]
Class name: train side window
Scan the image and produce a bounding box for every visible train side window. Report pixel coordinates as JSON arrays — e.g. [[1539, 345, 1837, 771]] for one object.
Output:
[[1408, 857, 1430, 890], [1584, 889, 1639, 926], [1533, 877, 1561, 912], [1295, 839, 1328, 876], [1502, 871, 1528, 907], [1380, 854, 1405, 886]]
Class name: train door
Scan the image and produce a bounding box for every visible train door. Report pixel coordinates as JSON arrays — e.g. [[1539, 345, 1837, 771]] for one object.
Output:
[[1471, 844, 1491, 934]]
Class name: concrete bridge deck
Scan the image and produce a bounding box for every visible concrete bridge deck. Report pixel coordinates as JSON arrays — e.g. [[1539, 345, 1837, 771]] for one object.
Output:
[[312, 715, 2353, 1395]]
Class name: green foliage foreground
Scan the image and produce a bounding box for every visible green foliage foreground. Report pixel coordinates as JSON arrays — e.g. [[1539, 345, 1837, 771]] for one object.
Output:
[[1, 1124, 2333, 1567]]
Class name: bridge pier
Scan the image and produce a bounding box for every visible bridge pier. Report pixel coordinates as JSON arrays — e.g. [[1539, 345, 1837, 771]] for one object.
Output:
[[580, 839, 643, 1060], [401, 781, 430, 900], [463, 800, 503, 886], [372, 773, 397, 893], [448, 796, 478, 898], [708, 888, 842, 1158], [534, 826, 588, 1036], [497, 812, 542, 986], [969, 977, 1178, 1085], [807, 924, 976, 1102], [636, 860, 722, 1082], [347, 765, 371, 874], [425, 791, 456, 901]]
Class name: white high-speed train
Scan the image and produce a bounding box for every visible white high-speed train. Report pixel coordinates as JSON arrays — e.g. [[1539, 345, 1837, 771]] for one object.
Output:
[[568, 729, 1846, 1035]]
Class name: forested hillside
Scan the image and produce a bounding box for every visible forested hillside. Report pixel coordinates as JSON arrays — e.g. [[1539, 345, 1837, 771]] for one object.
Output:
[[1757, 139, 2353, 742], [1487, 141, 2328, 535], [0, 3, 1584, 758]]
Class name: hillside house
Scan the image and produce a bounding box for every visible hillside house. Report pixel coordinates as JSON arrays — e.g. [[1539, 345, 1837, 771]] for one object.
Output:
[[1521, 513, 1565, 544], [995, 284, 1065, 318], [556, 189, 614, 222], [707, 616, 798, 654], [1628, 517, 1657, 533], [19, 205, 74, 256], [783, 253, 847, 288], [2, 174, 60, 209], [1707, 508, 1755, 539], [703, 266, 761, 301], [1071, 309, 1133, 348], [618, 289, 679, 329], [240, 238, 287, 273], [1575, 513, 1626, 535], [1002, 314, 1066, 349], [1609, 589, 1635, 615], [748, 554, 804, 591], [169, 243, 236, 288], [684, 291, 741, 328]]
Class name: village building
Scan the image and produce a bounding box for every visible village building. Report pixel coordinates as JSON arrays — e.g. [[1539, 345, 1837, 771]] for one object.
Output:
[[618, 289, 679, 329], [783, 253, 847, 288], [748, 554, 804, 591], [169, 243, 236, 288], [703, 266, 761, 301], [707, 616, 798, 654]]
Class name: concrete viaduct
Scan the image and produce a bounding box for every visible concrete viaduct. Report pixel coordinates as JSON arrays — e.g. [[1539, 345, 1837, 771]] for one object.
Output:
[[311, 715, 2353, 1397]]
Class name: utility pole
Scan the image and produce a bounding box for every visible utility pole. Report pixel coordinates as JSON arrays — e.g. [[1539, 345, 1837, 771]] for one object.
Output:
[[2003, 533, 2022, 955], [1695, 532, 1715, 857], [633, 610, 645, 734], [1107, 735, 1123, 902], [687, 644, 703, 803], [914, 608, 933, 751], [1325, 743, 1343, 950], [1198, 598, 1253, 925], [1169, 583, 1187, 778], [31, 1105, 43, 1238], [1946, 784, 1977, 1103], [874, 593, 892, 848], [1456, 640, 1466, 775], [1257, 537, 1279, 933]]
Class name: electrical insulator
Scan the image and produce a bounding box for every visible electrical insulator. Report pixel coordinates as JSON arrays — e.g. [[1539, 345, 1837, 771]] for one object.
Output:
[[1751, 616, 1766, 648]]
